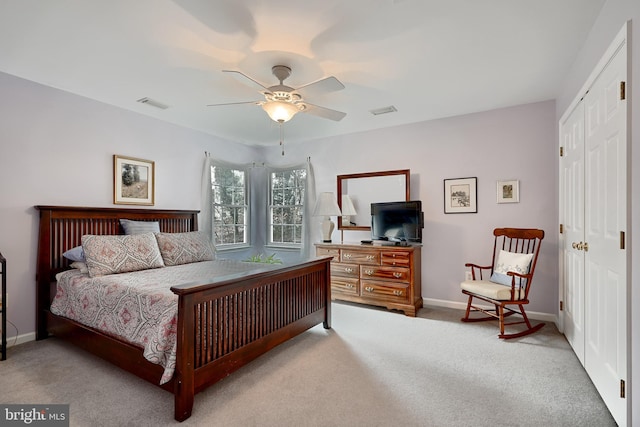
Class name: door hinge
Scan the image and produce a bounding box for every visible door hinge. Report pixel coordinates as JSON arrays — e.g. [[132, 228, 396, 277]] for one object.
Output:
[[620, 379, 626, 398], [620, 231, 625, 249], [560, 146, 564, 157], [560, 301, 563, 311], [560, 224, 564, 234], [620, 82, 626, 100]]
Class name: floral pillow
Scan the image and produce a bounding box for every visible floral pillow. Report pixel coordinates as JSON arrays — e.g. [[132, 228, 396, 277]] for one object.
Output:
[[490, 250, 534, 287], [155, 231, 215, 266], [82, 233, 165, 277]]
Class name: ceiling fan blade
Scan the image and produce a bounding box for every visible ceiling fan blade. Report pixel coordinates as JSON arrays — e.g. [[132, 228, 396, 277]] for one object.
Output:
[[206, 101, 261, 107], [302, 103, 346, 121], [222, 70, 270, 91], [295, 76, 345, 97]]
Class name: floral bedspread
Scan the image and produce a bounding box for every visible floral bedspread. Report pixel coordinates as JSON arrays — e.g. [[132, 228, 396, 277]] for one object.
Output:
[[51, 259, 275, 384]]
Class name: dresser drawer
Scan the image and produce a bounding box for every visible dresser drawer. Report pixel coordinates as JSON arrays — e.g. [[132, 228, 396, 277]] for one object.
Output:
[[381, 251, 411, 267], [330, 276, 359, 296], [360, 265, 410, 283], [316, 247, 340, 261], [332, 262, 359, 278], [341, 249, 379, 265], [361, 279, 410, 303]]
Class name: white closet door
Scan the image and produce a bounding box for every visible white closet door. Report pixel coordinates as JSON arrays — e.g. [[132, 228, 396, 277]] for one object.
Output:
[[560, 102, 585, 363], [583, 44, 627, 426]]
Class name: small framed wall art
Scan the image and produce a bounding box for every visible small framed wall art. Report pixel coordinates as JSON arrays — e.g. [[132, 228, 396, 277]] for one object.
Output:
[[497, 179, 519, 203], [113, 155, 155, 205], [444, 177, 477, 213]]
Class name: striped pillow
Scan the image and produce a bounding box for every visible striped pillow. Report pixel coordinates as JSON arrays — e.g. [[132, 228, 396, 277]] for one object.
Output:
[[120, 219, 160, 235]]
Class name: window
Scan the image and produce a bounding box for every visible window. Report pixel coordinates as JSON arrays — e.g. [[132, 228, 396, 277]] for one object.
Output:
[[211, 164, 248, 247], [269, 168, 307, 247]]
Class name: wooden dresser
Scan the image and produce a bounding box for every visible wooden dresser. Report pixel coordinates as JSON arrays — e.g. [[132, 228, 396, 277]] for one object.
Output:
[[315, 243, 422, 316]]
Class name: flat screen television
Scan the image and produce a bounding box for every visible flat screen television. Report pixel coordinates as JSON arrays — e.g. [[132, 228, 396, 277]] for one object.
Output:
[[371, 200, 423, 243]]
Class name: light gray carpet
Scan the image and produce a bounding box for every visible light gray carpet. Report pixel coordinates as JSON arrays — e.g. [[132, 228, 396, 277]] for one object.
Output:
[[0, 303, 615, 426]]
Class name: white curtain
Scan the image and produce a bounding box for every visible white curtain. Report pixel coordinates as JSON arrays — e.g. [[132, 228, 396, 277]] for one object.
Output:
[[200, 155, 214, 244], [201, 155, 316, 258], [302, 160, 316, 258]]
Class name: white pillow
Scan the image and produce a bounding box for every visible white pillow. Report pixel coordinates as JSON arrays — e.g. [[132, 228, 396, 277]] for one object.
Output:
[[70, 261, 89, 274], [490, 250, 534, 287]]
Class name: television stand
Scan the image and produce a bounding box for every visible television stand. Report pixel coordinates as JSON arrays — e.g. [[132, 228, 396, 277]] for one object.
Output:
[[315, 242, 422, 316]]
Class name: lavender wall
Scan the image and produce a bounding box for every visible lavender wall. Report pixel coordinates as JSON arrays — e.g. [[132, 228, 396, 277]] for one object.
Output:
[[0, 72, 259, 342], [262, 100, 558, 316]]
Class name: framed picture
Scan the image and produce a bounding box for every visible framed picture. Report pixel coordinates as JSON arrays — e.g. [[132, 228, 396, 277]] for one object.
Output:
[[444, 177, 477, 214], [113, 155, 155, 205], [497, 179, 519, 203]]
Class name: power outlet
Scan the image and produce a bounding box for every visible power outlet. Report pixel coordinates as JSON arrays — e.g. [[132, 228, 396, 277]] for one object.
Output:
[[465, 271, 473, 281]]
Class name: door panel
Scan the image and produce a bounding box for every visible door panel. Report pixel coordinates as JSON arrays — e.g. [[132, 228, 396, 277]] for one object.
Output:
[[560, 102, 585, 362], [583, 45, 627, 426]]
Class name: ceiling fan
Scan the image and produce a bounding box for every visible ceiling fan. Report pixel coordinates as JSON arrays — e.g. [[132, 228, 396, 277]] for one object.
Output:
[[207, 65, 347, 123]]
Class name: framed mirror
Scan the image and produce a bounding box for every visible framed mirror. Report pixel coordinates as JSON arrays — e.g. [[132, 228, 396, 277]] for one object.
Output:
[[337, 169, 410, 230]]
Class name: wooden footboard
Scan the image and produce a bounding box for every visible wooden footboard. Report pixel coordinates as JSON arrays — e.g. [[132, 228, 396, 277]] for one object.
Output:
[[35, 206, 332, 422], [172, 258, 331, 421]]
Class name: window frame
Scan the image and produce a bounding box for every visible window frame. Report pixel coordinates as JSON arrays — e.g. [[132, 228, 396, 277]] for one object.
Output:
[[210, 162, 250, 250]]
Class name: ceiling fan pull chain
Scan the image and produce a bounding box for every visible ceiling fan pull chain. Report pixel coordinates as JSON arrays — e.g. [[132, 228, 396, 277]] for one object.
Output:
[[279, 122, 285, 156]]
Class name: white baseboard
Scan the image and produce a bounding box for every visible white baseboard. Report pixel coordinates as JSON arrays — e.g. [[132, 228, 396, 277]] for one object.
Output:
[[5, 331, 36, 348], [423, 298, 558, 325]]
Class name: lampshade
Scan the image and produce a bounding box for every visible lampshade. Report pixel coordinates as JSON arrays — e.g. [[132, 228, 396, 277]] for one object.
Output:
[[313, 192, 342, 217], [341, 195, 357, 216], [262, 101, 301, 123]]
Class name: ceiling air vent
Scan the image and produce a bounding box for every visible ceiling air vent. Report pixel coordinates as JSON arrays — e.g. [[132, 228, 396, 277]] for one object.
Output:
[[369, 105, 397, 115], [136, 97, 169, 110]]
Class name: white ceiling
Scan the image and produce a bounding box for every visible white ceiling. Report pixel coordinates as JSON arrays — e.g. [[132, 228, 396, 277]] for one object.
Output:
[[0, 0, 605, 146]]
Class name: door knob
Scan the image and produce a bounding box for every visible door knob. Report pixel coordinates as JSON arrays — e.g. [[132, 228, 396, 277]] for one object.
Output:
[[571, 241, 588, 251]]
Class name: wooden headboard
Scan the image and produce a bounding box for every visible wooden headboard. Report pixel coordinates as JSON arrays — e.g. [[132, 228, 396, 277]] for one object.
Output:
[[35, 205, 199, 339]]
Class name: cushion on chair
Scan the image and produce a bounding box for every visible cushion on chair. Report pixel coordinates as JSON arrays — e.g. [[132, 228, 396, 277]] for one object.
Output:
[[461, 279, 526, 300], [489, 250, 534, 287]]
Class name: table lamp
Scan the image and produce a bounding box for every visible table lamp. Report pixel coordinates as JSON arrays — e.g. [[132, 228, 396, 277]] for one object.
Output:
[[313, 192, 342, 243]]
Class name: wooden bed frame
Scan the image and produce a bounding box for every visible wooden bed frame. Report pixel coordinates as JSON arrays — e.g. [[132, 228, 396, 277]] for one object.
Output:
[[35, 205, 332, 422]]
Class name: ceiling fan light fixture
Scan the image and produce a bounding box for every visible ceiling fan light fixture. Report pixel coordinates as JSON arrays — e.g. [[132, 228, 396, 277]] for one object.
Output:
[[262, 100, 302, 123]]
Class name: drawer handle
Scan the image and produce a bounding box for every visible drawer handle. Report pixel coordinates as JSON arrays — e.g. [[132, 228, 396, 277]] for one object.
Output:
[[393, 272, 402, 278], [366, 255, 375, 260], [344, 253, 352, 259], [393, 290, 404, 296], [346, 284, 354, 289], [365, 269, 374, 276], [365, 286, 374, 292], [345, 267, 354, 273]]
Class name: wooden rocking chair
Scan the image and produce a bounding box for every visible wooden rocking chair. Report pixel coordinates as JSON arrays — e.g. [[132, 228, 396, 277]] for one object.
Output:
[[460, 228, 545, 339]]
